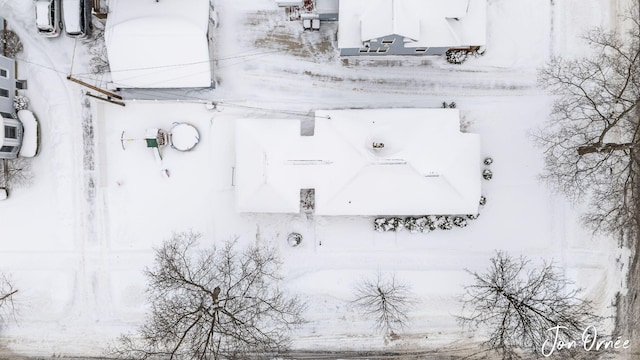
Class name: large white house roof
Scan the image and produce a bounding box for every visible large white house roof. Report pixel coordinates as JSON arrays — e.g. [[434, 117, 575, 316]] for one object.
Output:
[[338, 0, 486, 49], [235, 109, 481, 216], [105, 0, 212, 88]]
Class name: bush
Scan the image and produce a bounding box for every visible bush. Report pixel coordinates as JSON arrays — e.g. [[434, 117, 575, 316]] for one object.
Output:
[[375, 214, 478, 233], [374, 218, 405, 232], [387, 217, 404, 232], [453, 216, 467, 228], [446, 49, 468, 64], [425, 216, 438, 231], [404, 217, 419, 233], [441, 101, 457, 109], [13, 95, 29, 111], [0, 30, 23, 58], [437, 216, 454, 230]]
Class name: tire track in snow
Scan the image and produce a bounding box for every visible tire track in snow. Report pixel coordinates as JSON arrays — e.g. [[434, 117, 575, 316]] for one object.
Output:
[[230, 58, 541, 109], [1, 2, 98, 329]]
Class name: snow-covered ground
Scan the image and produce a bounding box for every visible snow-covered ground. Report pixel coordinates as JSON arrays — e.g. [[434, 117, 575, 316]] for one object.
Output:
[[0, 0, 633, 357]]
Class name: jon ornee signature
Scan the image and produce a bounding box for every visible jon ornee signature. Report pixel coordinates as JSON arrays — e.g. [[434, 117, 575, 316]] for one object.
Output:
[[542, 325, 630, 357]]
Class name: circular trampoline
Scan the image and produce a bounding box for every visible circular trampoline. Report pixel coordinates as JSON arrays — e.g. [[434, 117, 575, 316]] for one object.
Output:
[[170, 123, 200, 151]]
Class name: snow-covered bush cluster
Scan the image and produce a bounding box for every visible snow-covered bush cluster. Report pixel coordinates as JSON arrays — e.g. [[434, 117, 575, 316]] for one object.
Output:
[[374, 215, 476, 233], [13, 95, 29, 111], [482, 157, 493, 180], [0, 30, 23, 58], [445, 46, 486, 65], [479, 196, 487, 206], [442, 101, 456, 109], [445, 49, 469, 64], [374, 217, 404, 232], [374, 195, 488, 233]]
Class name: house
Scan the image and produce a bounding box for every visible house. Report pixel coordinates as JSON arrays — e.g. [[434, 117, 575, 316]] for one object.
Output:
[[0, 55, 22, 160], [0, 55, 38, 161], [104, 0, 214, 89], [0, 55, 16, 117], [338, 0, 486, 56], [234, 108, 481, 216]]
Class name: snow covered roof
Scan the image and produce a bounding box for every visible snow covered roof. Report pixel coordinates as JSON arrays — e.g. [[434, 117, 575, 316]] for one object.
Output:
[[105, 0, 212, 88], [235, 109, 481, 215], [17, 110, 39, 158], [338, 0, 486, 49]]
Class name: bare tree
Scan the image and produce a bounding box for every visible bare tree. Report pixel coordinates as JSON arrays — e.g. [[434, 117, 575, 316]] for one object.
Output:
[[352, 272, 414, 336], [535, 4, 640, 236], [0, 274, 17, 327], [1, 158, 33, 188], [82, 19, 110, 75], [110, 231, 305, 360], [458, 251, 600, 359]]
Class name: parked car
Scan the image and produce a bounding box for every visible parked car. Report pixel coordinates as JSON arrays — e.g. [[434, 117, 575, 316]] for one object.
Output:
[[35, 0, 61, 37], [62, 0, 91, 38]]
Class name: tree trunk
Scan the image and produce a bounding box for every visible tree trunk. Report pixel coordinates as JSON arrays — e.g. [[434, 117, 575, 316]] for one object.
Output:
[[577, 142, 637, 155]]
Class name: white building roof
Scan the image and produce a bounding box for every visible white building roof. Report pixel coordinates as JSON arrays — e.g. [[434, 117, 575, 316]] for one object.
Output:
[[235, 109, 481, 216], [338, 0, 486, 49], [105, 0, 212, 88]]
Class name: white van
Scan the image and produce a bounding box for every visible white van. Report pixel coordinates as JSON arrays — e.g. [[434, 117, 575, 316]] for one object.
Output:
[[62, 0, 91, 38]]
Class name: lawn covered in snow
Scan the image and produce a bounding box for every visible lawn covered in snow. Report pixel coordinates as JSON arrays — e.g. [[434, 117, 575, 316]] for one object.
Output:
[[0, 0, 633, 356]]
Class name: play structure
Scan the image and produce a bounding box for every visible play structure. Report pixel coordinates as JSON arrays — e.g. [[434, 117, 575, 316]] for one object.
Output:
[[120, 122, 200, 176]]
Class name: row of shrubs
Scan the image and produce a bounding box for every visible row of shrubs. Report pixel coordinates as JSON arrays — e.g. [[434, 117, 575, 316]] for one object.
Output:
[[375, 196, 487, 233], [374, 214, 479, 233]]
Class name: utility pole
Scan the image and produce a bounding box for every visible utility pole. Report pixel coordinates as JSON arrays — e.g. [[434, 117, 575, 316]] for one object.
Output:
[[85, 92, 126, 107], [66, 75, 123, 100]]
